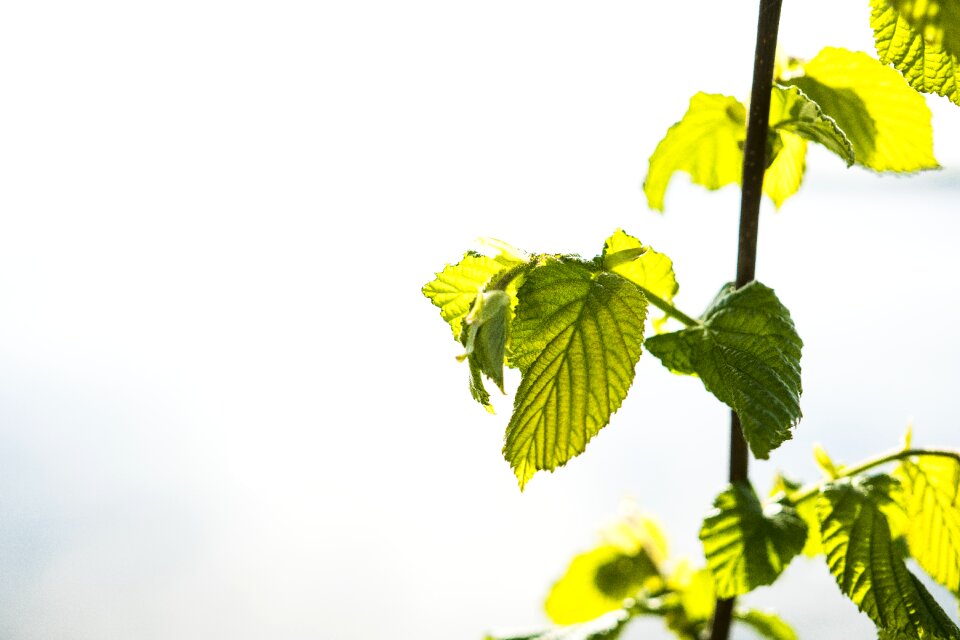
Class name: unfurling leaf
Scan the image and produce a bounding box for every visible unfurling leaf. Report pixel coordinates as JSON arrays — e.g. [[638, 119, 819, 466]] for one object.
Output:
[[461, 289, 512, 392], [872, 0, 960, 105], [423, 252, 524, 338], [700, 481, 807, 598], [895, 455, 960, 595], [505, 260, 648, 488], [645, 282, 803, 459], [818, 475, 960, 639], [784, 47, 939, 172]]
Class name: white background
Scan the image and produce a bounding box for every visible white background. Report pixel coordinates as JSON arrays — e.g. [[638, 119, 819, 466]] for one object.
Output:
[[1, 1, 959, 639]]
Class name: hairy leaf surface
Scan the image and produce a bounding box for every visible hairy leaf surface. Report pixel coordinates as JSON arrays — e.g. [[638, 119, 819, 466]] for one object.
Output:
[[505, 260, 647, 489], [818, 476, 960, 639], [887, 0, 960, 59], [486, 610, 630, 640], [873, 0, 960, 105], [700, 482, 807, 598], [785, 47, 938, 172], [769, 84, 855, 165], [644, 282, 803, 459], [895, 456, 960, 595], [734, 609, 799, 640]]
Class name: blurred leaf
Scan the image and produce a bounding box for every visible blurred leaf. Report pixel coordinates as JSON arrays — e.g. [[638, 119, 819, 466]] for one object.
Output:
[[886, 0, 960, 59], [872, 0, 960, 105], [486, 610, 630, 640], [785, 47, 938, 172], [769, 84, 855, 165], [734, 609, 799, 640]]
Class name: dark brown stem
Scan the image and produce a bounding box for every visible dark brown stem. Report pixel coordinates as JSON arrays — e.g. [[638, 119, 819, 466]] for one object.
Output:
[[709, 1, 783, 639]]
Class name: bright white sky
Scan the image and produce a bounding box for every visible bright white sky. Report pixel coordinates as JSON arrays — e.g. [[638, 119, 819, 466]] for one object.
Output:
[[1, 2, 959, 639]]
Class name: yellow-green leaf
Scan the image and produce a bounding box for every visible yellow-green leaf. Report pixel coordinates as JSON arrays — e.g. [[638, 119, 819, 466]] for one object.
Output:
[[505, 260, 648, 489], [768, 84, 855, 166], [485, 610, 631, 640], [601, 230, 679, 331], [887, 0, 960, 60], [423, 253, 522, 338], [895, 456, 960, 595], [545, 508, 667, 625], [872, 0, 960, 105], [643, 93, 747, 212], [762, 131, 807, 209], [785, 47, 939, 172], [734, 609, 799, 640]]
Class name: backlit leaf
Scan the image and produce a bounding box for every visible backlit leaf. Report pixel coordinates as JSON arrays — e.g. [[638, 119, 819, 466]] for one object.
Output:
[[546, 507, 667, 625], [785, 47, 939, 172], [734, 609, 799, 640], [505, 260, 648, 489], [886, 0, 960, 60], [644, 282, 803, 459], [643, 93, 746, 212], [762, 131, 807, 209], [700, 481, 807, 598], [423, 253, 523, 338], [768, 84, 855, 165], [895, 456, 960, 595], [872, 0, 960, 105], [601, 230, 679, 331], [818, 475, 960, 639], [486, 610, 630, 640]]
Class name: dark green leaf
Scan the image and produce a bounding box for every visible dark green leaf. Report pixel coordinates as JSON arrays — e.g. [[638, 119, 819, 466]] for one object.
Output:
[[645, 282, 803, 459], [700, 481, 807, 598], [818, 476, 960, 639]]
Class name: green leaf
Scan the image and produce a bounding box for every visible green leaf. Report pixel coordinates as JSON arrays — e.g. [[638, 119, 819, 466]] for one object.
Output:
[[423, 253, 523, 338], [545, 545, 657, 625], [886, 0, 960, 60], [700, 481, 807, 598], [643, 92, 747, 212], [546, 509, 667, 625], [485, 610, 630, 640], [762, 131, 807, 209], [894, 456, 960, 595], [461, 290, 512, 392], [769, 474, 822, 557], [785, 47, 939, 172], [601, 230, 679, 331], [872, 0, 960, 105], [734, 609, 799, 640], [769, 84, 855, 165], [504, 260, 648, 489], [818, 475, 960, 639], [644, 282, 803, 459]]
